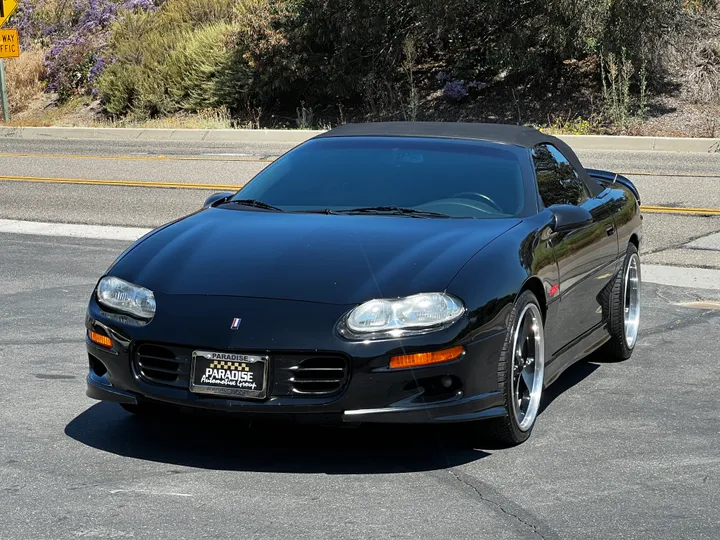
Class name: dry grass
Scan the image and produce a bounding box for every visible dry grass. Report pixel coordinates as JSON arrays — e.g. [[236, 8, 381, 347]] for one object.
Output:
[[4, 49, 46, 115], [6, 98, 240, 129], [3, 95, 93, 127], [91, 107, 237, 129], [4, 67, 719, 136]]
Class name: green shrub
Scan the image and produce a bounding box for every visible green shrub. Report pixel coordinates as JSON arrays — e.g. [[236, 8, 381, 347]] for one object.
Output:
[[228, 0, 306, 104], [97, 9, 180, 115], [165, 23, 248, 112], [541, 116, 596, 135], [156, 0, 239, 28], [95, 0, 719, 122], [225, 0, 705, 112], [97, 3, 253, 116]]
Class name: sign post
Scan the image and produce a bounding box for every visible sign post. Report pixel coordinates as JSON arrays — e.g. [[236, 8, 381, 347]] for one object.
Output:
[[0, 59, 9, 122], [0, 0, 19, 123]]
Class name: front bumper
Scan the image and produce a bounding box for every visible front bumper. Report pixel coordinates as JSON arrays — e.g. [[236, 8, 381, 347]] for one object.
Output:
[[86, 334, 507, 424], [84, 295, 509, 424]]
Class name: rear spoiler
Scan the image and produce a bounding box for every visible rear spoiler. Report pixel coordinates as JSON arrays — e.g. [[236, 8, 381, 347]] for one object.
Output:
[[585, 168, 641, 205]]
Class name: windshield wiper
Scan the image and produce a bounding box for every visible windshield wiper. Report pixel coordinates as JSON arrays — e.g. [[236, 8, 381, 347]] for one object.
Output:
[[300, 209, 343, 215], [226, 199, 284, 212], [335, 206, 452, 218]]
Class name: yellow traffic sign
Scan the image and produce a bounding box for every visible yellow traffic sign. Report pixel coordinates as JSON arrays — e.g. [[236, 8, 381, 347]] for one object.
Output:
[[0, 0, 18, 28], [0, 28, 18, 58]]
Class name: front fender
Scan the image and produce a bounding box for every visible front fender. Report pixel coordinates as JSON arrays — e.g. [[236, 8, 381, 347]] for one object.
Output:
[[445, 213, 559, 340]]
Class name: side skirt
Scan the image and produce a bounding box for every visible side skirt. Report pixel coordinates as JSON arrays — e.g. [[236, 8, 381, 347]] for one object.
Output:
[[544, 323, 611, 388]]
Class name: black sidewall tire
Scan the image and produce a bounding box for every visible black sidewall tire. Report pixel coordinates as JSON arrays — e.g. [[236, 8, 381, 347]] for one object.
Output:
[[604, 243, 641, 361], [486, 290, 544, 447]]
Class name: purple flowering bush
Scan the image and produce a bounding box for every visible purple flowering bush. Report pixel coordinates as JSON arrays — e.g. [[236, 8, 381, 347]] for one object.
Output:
[[443, 79, 468, 101], [11, 0, 160, 101], [57, 0, 160, 99], [44, 36, 100, 99], [438, 71, 488, 102], [9, 2, 41, 47]]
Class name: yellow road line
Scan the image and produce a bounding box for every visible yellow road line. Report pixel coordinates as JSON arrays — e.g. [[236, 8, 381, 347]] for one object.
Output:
[[640, 205, 720, 216], [2, 175, 720, 215], [0, 152, 276, 163], [0, 175, 242, 191]]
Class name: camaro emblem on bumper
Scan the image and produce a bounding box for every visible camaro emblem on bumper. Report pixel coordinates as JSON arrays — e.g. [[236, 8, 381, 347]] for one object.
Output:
[[230, 318, 242, 330]]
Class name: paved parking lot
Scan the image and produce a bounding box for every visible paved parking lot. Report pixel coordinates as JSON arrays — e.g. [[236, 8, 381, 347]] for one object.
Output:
[[1, 228, 719, 540]]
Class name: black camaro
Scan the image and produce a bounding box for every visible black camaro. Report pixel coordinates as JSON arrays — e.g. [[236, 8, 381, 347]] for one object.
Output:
[[85, 122, 642, 446]]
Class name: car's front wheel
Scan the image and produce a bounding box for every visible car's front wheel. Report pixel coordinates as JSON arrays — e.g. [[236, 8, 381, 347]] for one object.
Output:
[[485, 290, 546, 446]]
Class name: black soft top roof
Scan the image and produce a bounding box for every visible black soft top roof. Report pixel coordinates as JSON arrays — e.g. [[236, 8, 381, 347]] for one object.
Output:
[[316, 121, 560, 149], [313, 121, 601, 196]]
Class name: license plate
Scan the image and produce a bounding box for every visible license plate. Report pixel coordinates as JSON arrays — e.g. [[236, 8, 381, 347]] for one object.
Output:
[[190, 350, 269, 399]]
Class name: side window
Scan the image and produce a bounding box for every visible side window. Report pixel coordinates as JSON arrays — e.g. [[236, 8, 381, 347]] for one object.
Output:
[[532, 144, 591, 207]]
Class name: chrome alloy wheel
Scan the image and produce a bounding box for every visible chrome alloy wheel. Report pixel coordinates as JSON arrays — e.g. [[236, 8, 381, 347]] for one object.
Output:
[[510, 303, 545, 432], [623, 254, 641, 349]]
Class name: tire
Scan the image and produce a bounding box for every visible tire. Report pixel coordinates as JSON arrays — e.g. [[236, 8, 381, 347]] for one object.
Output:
[[482, 290, 546, 447], [603, 243, 641, 360]]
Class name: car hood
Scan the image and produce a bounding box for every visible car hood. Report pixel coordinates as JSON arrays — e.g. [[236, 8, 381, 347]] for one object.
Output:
[[109, 208, 521, 305]]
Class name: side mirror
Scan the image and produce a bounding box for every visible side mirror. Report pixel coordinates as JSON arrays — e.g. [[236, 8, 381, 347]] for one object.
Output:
[[549, 204, 593, 233], [203, 192, 235, 209]]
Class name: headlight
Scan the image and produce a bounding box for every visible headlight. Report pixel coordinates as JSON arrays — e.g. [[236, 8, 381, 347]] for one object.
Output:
[[96, 276, 156, 320], [343, 293, 465, 337]]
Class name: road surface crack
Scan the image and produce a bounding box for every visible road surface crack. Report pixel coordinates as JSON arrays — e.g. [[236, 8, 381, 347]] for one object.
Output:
[[642, 224, 720, 257], [448, 470, 549, 540]]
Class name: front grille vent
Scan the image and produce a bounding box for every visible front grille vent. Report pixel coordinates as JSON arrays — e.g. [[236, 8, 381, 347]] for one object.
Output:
[[288, 356, 348, 395], [134, 344, 188, 388], [133, 344, 347, 397]]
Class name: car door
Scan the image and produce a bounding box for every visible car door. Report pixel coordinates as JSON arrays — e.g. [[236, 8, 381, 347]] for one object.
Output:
[[532, 143, 619, 356]]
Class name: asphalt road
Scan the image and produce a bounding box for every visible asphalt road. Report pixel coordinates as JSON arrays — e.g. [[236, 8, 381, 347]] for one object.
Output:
[[1, 233, 719, 540], [1, 137, 719, 267], [1, 136, 720, 539], [1, 139, 720, 217]]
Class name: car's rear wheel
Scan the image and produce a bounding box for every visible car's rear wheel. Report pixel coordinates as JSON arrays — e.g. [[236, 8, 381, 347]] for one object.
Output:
[[484, 290, 546, 446], [603, 243, 641, 360]]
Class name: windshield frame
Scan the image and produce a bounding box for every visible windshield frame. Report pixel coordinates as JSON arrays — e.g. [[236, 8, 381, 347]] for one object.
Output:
[[228, 136, 538, 219]]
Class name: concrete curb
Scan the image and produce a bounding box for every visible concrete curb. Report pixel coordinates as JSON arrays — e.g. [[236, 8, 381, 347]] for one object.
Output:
[[0, 126, 326, 144], [643, 264, 720, 291], [1, 126, 719, 152], [555, 134, 720, 153]]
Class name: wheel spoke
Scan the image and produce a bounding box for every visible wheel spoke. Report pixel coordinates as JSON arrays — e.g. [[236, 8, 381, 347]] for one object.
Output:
[[521, 365, 533, 392], [509, 303, 545, 433]]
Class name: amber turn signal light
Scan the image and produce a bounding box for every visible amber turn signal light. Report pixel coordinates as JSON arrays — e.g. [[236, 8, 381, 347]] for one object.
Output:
[[389, 346, 464, 369], [89, 330, 112, 349]]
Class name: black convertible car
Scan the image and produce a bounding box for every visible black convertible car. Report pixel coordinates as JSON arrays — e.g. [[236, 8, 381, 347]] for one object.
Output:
[[85, 122, 642, 446]]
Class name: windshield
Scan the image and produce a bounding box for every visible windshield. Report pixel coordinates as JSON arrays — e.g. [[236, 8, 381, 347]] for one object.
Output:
[[231, 136, 528, 218]]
